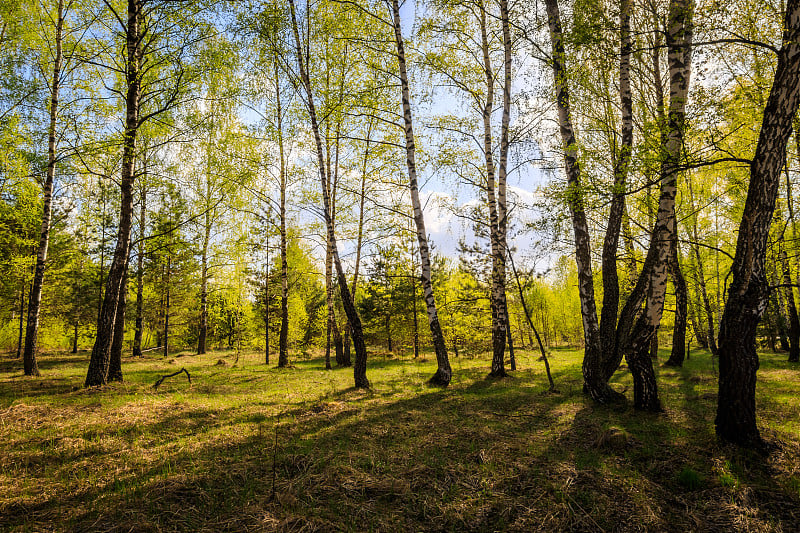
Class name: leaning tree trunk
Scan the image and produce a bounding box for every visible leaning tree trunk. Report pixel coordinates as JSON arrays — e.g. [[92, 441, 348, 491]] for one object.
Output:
[[342, 118, 373, 368], [289, 0, 369, 388], [108, 268, 128, 382], [508, 250, 556, 390], [622, 0, 693, 411], [23, 0, 64, 377], [545, 0, 617, 402], [716, 0, 800, 447], [392, 0, 451, 385], [85, 0, 141, 387]]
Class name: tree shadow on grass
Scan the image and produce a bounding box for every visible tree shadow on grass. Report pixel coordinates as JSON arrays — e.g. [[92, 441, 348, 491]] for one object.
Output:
[[2, 352, 798, 532]]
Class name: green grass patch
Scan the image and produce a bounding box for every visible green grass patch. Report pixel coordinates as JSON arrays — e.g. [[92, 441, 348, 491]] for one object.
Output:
[[0, 347, 798, 531]]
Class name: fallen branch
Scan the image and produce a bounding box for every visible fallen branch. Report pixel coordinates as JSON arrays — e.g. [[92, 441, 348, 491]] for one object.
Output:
[[153, 368, 191, 389]]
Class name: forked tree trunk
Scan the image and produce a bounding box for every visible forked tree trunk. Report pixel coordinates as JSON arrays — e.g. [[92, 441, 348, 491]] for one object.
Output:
[[623, 0, 693, 411], [391, 0, 451, 385], [496, 0, 513, 375], [85, 0, 141, 387], [716, 0, 800, 446], [289, 0, 369, 388], [24, 0, 64, 377], [545, 0, 616, 402], [598, 0, 633, 367]]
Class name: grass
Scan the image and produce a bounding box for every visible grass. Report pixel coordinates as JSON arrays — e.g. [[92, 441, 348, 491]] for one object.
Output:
[[0, 346, 799, 532]]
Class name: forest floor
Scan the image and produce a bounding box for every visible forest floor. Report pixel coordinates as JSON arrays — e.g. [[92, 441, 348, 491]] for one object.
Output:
[[0, 346, 799, 532]]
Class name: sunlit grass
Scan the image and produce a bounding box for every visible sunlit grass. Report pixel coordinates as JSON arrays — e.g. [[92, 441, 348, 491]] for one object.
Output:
[[1, 346, 798, 531]]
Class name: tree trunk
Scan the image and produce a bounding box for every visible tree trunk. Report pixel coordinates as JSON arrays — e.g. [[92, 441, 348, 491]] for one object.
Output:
[[598, 0, 633, 367], [784, 164, 800, 362], [198, 202, 210, 355], [108, 268, 128, 382], [545, 0, 616, 401], [132, 183, 146, 357], [478, 1, 508, 378], [17, 284, 25, 359], [264, 245, 270, 365], [85, 0, 141, 387], [289, 0, 368, 387], [324, 240, 333, 370], [665, 239, 688, 366], [386, 314, 392, 353], [716, 0, 800, 446], [412, 269, 420, 359], [333, 316, 344, 362], [23, 0, 64, 377], [506, 306, 516, 371], [622, 0, 693, 411], [391, 0, 451, 385], [781, 246, 800, 362], [163, 255, 170, 359], [508, 250, 555, 390], [275, 62, 290, 368], [72, 322, 78, 353]]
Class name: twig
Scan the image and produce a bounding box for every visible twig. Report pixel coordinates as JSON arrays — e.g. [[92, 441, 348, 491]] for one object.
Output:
[[152, 368, 191, 389]]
